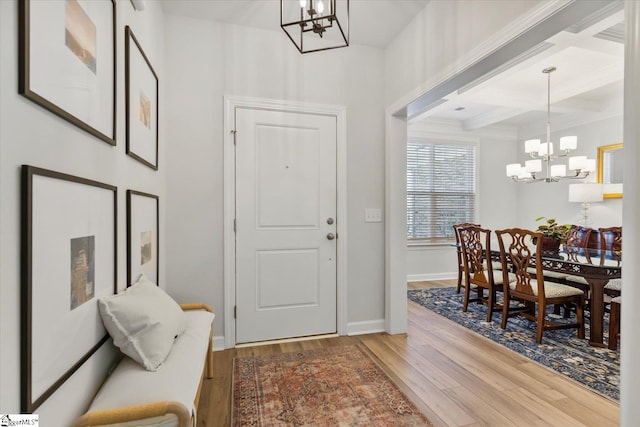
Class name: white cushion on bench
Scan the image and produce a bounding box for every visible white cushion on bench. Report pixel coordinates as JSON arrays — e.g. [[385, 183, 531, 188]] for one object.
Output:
[[86, 310, 214, 425]]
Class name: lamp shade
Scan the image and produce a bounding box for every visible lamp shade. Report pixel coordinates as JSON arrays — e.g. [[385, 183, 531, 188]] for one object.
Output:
[[538, 142, 554, 156], [524, 139, 541, 153], [506, 163, 521, 177], [568, 183, 603, 203], [568, 156, 587, 171], [550, 164, 566, 177], [559, 136, 577, 150]]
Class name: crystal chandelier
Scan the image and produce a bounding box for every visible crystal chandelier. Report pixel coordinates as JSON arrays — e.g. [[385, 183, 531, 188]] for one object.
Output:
[[280, 0, 349, 54], [506, 67, 595, 183]]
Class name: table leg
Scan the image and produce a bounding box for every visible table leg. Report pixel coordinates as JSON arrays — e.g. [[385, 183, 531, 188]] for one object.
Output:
[[587, 278, 608, 347]]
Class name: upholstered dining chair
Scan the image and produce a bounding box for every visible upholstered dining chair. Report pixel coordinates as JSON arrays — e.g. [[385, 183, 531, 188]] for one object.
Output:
[[600, 226, 622, 297], [608, 296, 621, 350], [458, 225, 512, 322], [496, 228, 585, 344], [453, 223, 480, 294]]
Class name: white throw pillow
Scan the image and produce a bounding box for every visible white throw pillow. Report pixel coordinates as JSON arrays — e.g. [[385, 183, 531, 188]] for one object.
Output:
[[98, 275, 187, 371]]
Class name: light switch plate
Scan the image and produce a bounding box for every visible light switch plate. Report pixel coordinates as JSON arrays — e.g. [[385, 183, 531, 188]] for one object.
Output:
[[365, 208, 382, 223]]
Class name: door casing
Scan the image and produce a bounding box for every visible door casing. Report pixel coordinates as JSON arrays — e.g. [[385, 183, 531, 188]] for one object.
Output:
[[223, 95, 347, 349]]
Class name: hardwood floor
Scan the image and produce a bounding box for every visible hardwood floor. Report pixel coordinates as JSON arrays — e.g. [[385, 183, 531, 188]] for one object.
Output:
[[197, 279, 619, 426]]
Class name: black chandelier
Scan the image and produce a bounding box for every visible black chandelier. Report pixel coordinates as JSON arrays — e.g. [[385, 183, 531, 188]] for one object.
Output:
[[280, 0, 349, 54]]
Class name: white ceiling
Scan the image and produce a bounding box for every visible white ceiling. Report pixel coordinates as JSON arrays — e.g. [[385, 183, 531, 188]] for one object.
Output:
[[411, 7, 625, 136], [160, 0, 430, 49]]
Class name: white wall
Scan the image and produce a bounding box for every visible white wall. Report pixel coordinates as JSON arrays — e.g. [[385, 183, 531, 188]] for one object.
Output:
[[0, 1, 166, 423], [406, 120, 518, 281], [163, 15, 387, 340]]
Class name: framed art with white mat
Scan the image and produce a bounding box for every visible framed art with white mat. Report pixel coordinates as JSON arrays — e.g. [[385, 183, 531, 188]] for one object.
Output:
[[21, 165, 117, 412], [125, 25, 158, 170], [18, 0, 116, 145], [127, 190, 159, 286]]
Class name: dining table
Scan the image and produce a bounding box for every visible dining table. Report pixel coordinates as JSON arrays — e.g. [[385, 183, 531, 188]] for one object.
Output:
[[534, 246, 621, 347], [458, 241, 621, 347]]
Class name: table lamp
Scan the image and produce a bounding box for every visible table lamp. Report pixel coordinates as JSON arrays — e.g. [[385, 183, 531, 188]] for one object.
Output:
[[568, 183, 603, 227]]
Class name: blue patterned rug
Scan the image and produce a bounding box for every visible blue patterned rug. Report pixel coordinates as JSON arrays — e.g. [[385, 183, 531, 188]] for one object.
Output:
[[408, 287, 619, 401]]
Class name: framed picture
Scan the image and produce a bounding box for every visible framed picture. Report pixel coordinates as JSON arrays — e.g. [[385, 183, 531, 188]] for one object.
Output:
[[21, 165, 117, 412], [127, 190, 159, 286], [125, 25, 159, 170], [18, 0, 116, 145]]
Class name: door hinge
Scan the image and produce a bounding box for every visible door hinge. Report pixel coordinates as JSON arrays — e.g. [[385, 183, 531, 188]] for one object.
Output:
[[233, 218, 237, 232], [234, 305, 237, 319], [231, 129, 237, 145]]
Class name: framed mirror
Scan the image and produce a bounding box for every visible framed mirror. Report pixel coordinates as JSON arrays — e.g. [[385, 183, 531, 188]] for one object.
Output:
[[597, 143, 623, 198]]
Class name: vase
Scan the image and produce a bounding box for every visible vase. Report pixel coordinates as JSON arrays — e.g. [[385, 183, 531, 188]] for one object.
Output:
[[541, 236, 561, 252]]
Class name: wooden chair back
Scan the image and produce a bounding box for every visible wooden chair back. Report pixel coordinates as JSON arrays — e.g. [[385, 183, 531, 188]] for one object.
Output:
[[495, 228, 544, 300], [452, 223, 481, 292], [599, 226, 621, 266], [564, 225, 592, 263], [458, 225, 494, 288], [599, 226, 622, 251]]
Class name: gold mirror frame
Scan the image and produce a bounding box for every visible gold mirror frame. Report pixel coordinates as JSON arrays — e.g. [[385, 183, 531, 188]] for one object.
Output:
[[597, 143, 623, 199]]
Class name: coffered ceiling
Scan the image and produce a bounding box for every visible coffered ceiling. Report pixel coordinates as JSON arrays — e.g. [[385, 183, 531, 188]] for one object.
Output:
[[412, 6, 625, 137]]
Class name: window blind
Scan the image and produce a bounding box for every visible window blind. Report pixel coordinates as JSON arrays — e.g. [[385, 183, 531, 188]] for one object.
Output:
[[407, 141, 476, 241]]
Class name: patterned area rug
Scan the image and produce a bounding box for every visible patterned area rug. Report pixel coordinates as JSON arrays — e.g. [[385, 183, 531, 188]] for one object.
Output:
[[232, 344, 432, 426], [408, 287, 619, 401]]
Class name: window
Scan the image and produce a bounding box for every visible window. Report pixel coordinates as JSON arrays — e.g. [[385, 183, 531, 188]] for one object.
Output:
[[407, 140, 476, 242]]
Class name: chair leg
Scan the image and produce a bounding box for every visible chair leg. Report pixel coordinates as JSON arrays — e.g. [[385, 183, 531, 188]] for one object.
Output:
[[535, 303, 545, 344], [501, 294, 510, 329], [463, 282, 471, 312], [576, 297, 585, 340], [486, 289, 496, 322], [456, 268, 463, 293], [609, 301, 620, 350]]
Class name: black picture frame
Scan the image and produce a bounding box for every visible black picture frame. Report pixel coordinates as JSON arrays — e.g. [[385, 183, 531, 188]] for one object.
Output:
[[125, 25, 159, 170], [18, 0, 117, 145], [21, 165, 117, 412], [127, 190, 159, 286]]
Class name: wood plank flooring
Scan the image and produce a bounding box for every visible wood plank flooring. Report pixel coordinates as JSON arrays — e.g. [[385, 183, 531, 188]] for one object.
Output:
[[197, 280, 619, 426]]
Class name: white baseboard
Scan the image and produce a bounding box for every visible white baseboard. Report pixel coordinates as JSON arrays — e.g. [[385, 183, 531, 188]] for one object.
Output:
[[346, 319, 385, 336], [407, 273, 456, 282]]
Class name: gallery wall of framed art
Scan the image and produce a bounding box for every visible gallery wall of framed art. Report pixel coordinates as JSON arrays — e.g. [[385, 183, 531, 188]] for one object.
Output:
[[1, 0, 167, 422]]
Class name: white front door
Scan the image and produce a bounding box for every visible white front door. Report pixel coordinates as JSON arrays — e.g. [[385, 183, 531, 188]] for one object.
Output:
[[235, 108, 337, 344]]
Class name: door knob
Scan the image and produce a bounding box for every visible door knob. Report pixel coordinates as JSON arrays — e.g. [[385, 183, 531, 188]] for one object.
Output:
[[327, 233, 335, 240]]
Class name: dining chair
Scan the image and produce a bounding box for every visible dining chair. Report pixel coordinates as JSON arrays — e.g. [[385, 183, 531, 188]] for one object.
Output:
[[453, 223, 480, 294], [600, 226, 622, 297], [496, 228, 585, 344], [608, 296, 621, 350], [562, 226, 593, 307], [458, 225, 511, 322]]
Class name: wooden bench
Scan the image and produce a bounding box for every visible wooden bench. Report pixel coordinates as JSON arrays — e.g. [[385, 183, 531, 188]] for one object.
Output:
[[72, 304, 214, 427]]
